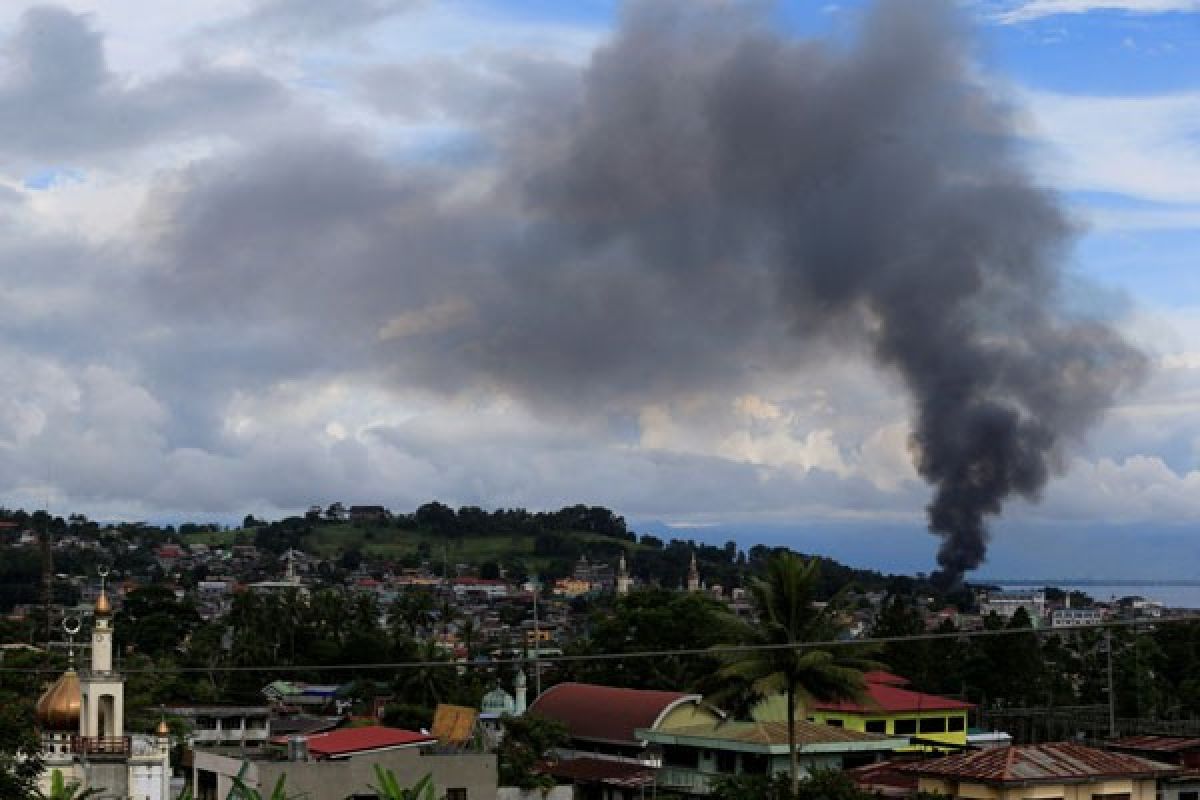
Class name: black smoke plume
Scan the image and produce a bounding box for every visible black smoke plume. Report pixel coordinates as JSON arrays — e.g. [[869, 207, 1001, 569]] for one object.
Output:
[[514, 0, 1145, 582], [153, 0, 1145, 580]]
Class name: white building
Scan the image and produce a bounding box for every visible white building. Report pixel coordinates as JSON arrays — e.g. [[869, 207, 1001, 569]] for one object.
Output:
[[1052, 607, 1104, 628], [35, 582, 172, 799], [980, 590, 1046, 622]]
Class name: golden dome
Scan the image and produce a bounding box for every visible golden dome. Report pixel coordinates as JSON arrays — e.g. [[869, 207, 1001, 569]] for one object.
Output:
[[36, 669, 81, 732], [94, 590, 112, 617], [156, 718, 170, 736]]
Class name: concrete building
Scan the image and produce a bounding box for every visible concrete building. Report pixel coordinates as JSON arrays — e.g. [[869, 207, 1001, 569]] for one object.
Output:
[[161, 705, 271, 750], [191, 726, 496, 800], [980, 590, 1046, 622], [1052, 607, 1105, 627]]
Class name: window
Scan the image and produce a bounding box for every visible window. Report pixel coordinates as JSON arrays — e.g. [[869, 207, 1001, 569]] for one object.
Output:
[[865, 720, 887, 734], [919, 717, 947, 734], [893, 719, 917, 735], [947, 716, 965, 732], [663, 745, 699, 769], [742, 754, 768, 775], [1092, 794, 1130, 800], [716, 750, 738, 774], [446, 790, 467, 800], [1178, 792, 1197, 800], [826, 719, 844, 728]]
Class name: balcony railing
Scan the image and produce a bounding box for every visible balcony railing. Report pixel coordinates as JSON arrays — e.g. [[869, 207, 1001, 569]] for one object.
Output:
[[71, 736, 131, 758]]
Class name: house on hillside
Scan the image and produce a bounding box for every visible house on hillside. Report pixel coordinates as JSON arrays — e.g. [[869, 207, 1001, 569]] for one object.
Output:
[[754, 670, 973, 752], [898, 742, 1179, 800], [638, 719, 909, 796]]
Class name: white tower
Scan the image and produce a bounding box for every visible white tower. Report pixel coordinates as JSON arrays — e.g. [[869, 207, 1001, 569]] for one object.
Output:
[[514, 669, 527, 715], [616, 553, 631, 596], [81, 568, 125, 741], [686, 551, 700, 593]]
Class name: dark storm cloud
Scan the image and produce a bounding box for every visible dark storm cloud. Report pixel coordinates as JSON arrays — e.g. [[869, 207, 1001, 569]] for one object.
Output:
[[146, 0, 1144, 578], [0, 6, 287, 161]]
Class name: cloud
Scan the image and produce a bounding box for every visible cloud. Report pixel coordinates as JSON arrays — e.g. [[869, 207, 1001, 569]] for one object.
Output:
[[0, 6, 287, 164], [1020, 89, 1200, 205], [999, 0, 1200, 22], [216, 0, 421, 41]]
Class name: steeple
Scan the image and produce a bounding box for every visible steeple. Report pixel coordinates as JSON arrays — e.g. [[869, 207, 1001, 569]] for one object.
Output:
[[616, 553, 631, 596], [687, 551, 700, 593], [81, 567, 125, 739]]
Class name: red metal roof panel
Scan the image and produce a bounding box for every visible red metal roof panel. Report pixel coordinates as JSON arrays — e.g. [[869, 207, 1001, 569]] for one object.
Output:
[[528, 682, 701, 745]]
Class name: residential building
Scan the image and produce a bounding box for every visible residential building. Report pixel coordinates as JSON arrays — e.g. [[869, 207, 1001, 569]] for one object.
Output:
[[899, 742, 1180, 800], [755, 671, 973, 752], [638, 719, 909, 796], [529, 682, 722, 796]]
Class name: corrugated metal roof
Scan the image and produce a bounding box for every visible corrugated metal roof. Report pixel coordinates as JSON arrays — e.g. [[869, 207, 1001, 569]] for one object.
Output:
[[1111, 735, 1200, 754], [529, 682, 701, 745], [902, 742, 1181, 784], [657, 720, 891, 746]]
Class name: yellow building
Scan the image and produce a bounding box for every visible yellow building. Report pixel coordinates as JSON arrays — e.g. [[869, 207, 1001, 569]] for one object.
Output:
[[754, 670, 973, 752], [902, 742, 1179, 800]]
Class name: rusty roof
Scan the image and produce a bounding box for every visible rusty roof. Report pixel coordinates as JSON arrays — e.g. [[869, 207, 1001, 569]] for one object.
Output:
[[541, 757, 655, 788], [653, 720, 893, 747], [1110, 735, 1200, 754], [901, 743, 1181, 784]]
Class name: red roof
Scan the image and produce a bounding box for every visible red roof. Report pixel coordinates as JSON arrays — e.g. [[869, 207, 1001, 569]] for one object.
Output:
[[846, 760, 919, 796], [813, 672, 973, 713], [900, 743, 1181, 784], [529, 683, 702, 746], [271, 726, 434, 758]]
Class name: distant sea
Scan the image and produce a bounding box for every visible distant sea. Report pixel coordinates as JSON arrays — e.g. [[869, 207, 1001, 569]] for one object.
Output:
[[995, 582, 1200, 609]]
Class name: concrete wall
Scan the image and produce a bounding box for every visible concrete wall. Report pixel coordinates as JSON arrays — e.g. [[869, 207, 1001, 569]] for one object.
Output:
[[194, 747, 496, 800], [499, 786, 574, 800], [918, 775, 1159, 800]]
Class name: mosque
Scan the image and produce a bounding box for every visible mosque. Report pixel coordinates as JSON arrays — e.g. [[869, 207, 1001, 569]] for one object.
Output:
[[35, 574, 173, 800]]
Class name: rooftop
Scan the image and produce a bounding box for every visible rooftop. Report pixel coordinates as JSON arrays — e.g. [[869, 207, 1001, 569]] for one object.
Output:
[[813, 671, 974, 714], [640, 720, 907, 754], [529, 682, 703, 746], [269, 726, 435, 758], [900, 742, 1181, 784]]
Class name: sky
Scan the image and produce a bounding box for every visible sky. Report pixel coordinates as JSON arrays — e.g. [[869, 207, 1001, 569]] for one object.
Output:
[[0, 0, 1197, 579]]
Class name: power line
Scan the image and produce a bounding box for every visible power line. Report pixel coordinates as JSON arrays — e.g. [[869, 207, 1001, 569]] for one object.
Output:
[[0, 611, 1186, 675]]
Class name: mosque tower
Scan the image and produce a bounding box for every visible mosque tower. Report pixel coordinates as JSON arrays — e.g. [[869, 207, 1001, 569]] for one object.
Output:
[[687, 551, 700, 593], [616, 553, 631, 597]]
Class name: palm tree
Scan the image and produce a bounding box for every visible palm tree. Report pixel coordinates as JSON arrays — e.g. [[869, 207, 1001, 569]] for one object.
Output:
[[366, 767, 437, 800], [717, 553, 874, 793], [40, 769, 103, 800]]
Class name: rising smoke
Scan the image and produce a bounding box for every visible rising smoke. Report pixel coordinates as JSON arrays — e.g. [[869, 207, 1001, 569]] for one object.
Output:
[[152, 0, 1145, 580]]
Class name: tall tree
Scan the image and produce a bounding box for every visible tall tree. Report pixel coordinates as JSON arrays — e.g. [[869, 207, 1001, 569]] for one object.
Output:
[[717, 553, 873, 793]]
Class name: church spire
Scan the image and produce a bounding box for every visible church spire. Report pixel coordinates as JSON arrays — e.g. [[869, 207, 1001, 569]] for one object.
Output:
[[687, 551, 700, 593]]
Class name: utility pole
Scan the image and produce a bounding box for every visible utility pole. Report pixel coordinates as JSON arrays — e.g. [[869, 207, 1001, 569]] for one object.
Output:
[[531, 573, 542, 699], [39, 513, 53, 647], [1106, 628, 1117, 738]]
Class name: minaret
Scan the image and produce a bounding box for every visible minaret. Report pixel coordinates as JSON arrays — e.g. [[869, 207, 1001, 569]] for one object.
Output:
[[81, 568, 125, 740], [616, 553, 631, 597], [514, 669, 527, 715], [687, 551, 700, 593], [156, 717, 172, 799]]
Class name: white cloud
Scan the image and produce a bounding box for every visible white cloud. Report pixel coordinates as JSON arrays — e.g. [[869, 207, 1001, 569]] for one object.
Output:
[[1020, 89, 1200, 205], [999, 0, 1200, 23]]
